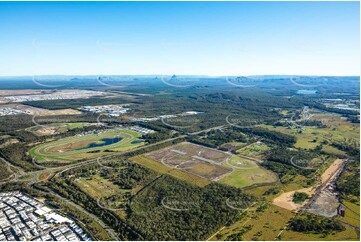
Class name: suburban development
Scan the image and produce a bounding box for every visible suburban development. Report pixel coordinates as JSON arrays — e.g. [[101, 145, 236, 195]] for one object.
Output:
[[0, 1, 359, 241]]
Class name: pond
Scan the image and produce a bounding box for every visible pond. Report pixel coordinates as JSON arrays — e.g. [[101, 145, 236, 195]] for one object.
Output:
[[77, 137, 123, 150], [131, 139, 144, 144]]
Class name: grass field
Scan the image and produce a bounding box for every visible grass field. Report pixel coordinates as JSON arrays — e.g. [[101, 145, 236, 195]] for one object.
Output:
[[336, 200, 360, 228], [130, 155, 210, 187], [281, 225, 359, 241], [135, 142, 278, 188], [220, 156, 278, 188], [236, 142, 270, 159], [211, 204, 294, 241], [212, 201, 358, 241], [75, 173, 134, 216], [321, 145, 347, 156], [38, 172, 54, 182], [29, 128, 144, 163], [75, 174, 123, 199], [258, 110, 359, 151], [244, 184, 281, 198]]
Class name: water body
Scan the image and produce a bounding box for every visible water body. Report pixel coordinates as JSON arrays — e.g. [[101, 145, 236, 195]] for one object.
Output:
[[77, 137, 123, 150], [131, 139, 144, 144], [297, 90, 318, 94]]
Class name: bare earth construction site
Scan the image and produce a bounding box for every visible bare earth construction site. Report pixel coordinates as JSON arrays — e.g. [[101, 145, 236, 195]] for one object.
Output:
[[0, 2, 359, 240], [145, 142, 233, 181], [141, 142, 278, 187]]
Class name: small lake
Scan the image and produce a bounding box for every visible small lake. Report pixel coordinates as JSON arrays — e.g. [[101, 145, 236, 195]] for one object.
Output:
[[77, 137, 123, 150], [131, 139, 144, 144], [297, 90, 318, 94]]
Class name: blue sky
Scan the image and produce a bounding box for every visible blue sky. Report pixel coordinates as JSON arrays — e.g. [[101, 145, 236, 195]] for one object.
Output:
[[0, 1, 359, 76]]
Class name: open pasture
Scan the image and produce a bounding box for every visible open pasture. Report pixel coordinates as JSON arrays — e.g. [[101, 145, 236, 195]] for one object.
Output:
[[236, 142, 269, 159], [144, 142, 232, 181], [336, 200, 360, 228], [259, 110, 359, 151], [220, 156, 278, 188], [29, 128, 144, 163], [210, 204, 294, 241], [281, 225, 359, 241], [131, 155, 211, 187], [75, 174, 121, 199], [75, 174, 131, 214]]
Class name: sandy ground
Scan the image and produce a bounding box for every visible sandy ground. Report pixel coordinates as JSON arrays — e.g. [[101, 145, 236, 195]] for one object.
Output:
[[0, 90, 46, 96], [273, 187, 316, 211], [0, 138, 19, 148], [34, 127, 57, 135], [0, 103, 81, 115], [321, 158, 344, 184], [272, 159, 345, 211], [0, 90, 47, 103]]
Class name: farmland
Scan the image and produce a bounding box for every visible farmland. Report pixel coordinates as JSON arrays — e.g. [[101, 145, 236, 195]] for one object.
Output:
[[259, 110, 359, 152]]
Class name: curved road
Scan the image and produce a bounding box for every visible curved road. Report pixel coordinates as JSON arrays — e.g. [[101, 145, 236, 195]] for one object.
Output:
[[0, 124, 229, 240], [51, 192, 121, 241]]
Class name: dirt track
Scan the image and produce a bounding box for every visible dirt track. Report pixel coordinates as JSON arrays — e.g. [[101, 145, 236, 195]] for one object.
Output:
[[321, 158, 344, 183], [272, 159, 345, 211]]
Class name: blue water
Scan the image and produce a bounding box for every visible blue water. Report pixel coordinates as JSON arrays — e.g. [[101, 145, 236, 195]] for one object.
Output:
[[131, 139, 144, 144], [297, 90, 317, 94], [77, 137, 123, 150]]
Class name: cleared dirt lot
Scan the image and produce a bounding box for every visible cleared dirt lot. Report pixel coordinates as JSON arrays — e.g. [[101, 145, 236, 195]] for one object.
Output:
[[145, 142, 233, 181], [321, 158, 345, 183], [304, 159, 347, 217], [0, 90, 46, 96], [272, 159, 346, 212], [0, 103, 81, 115], [272, 187, 315, 211]]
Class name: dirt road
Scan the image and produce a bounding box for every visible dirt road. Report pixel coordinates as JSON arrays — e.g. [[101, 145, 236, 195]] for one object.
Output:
[[272, 159, 346, 211]]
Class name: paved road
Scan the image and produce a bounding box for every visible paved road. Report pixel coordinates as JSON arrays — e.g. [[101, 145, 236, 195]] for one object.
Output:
[[3, 123, 227, 184], [0, 124, 228, 240], [35, 189, 121, 241], [1, 134, 184, 182], [0, 133, 193, 239], [52, 193, 121, 241]]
